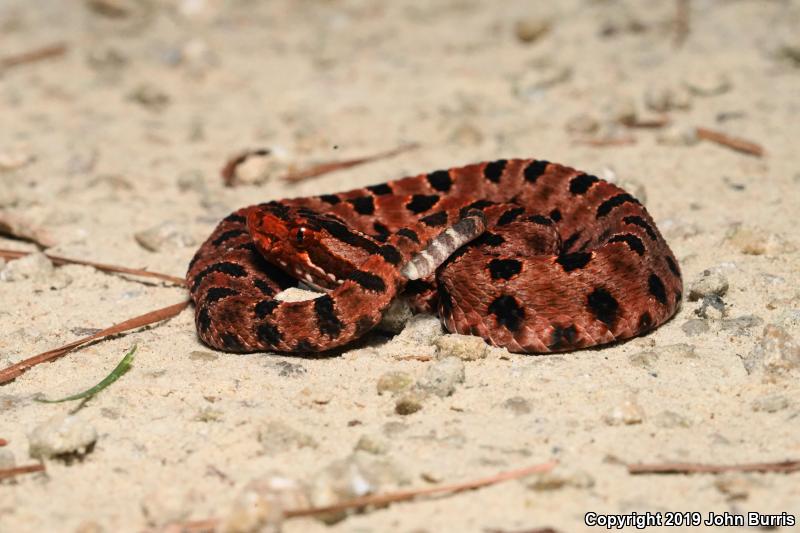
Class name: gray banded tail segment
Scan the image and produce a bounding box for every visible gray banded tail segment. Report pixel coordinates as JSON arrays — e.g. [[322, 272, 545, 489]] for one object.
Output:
[[400, 211, 486, 280]]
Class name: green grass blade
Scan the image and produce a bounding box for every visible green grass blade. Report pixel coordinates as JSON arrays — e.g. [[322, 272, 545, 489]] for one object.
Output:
[[36, 345, 137, 403]]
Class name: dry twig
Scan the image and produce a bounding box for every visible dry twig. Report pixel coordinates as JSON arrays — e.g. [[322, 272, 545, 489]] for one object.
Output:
[[164, 461, 557, 532], [574, 137, 637, 147], [0, 300, 189, 384], [0, 463, 45, 481], [0, 248, 185, 286], [282, 143, 420, 182], [1, 42, 67, 70], [0, 438, 7, 447], [628, 459, 800, 475], [695, 127, 764, 157]]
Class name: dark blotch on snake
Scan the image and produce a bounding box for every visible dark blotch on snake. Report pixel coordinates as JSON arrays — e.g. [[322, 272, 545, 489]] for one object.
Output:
[[488, 295, 525, 332]]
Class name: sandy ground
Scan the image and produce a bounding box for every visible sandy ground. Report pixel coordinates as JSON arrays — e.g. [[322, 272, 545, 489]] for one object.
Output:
[[1, 1, 799, 532]]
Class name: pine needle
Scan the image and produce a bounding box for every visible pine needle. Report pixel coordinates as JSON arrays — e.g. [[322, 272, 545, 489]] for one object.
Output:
[[35, 345, 137, 403]]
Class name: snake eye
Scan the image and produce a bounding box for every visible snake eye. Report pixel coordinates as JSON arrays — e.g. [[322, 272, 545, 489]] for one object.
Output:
[[295, 227, 306, 245]]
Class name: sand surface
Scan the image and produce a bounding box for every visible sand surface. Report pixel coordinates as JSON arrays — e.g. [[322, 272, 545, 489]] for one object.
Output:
[[1, 1, 799, 532]]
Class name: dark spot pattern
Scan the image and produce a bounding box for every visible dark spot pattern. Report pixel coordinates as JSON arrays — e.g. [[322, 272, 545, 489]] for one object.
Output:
[[405, 279, 434, 294], [623, 215, 657, 240], [348, 195, 375, 215], [648, 273, 667, 305], [527, 214, 553, 225], [372, 221, 390, 242], [347, 270, 387, 292], [257, 323, 282, 345], [420, 211, 448, 227], [220, 333, 241, 350], [315, 295, 343, 338], [192, 262, 247, 291], [397, 228, 420, 243], [354, 316, 376, 336], [205, 287, 239, 304], [426, 170, 452, 192], [549, 325, 578, 350], [466, 199, 495, 211], [498, 207, 525, 226], [638, 312, 653, 332], [488, 258, 522, 280], [608, 234, 645, 256], [406, 194, 440, 214], [483, 159, 507, 183], [474, 232, 505, 246], [367, 183, 392, 195], [255, 299, 279, 318], [488, 295, 525, 332], [198, 307, 211, 332], [212, 229, 247, 247], [253, 279, 275, 296], [316, 218, 383, 256], [556, 252, 592, 272], [523, 159, 549, 183], [597, 193, 640, 218], [319, 194, 341, 205], [223, 213, 246, 224], [569, 174, 599, 194], [665, 256, 680, 277], [586, 288, 619, 328], [549, 209, 562, 222], [379, 245, 402, 265], [563, 231, 581, 251], [294, 339, 317, 352]]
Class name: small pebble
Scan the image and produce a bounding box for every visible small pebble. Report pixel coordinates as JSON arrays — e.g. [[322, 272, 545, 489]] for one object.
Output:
[[354, 435, 388, 455], [644, 84, 692, 112], [376, 371, 414, 395], [0, 252, 55, 282], [714, 474, 753, 500], [448, 122, 485, 146], [658, 343, 697, 359], [627, 350, 659, 369], [513, 17, 551, 44], [695, 294, 727, 320], [377, 298, 414, 334], [751, 394, 789, 413], [308, 452, 408, 523], [269, 360, 307, 378], [434, 334, 489, 361], [176, 170, 206, 193], [28, 414, 98, 460], [720, 315, 763, 331], [417, 357, 465, 397], [689, 270, 729, 301], [134, 221, 195, 252], [523, 465, 595, 491], [565, 113, 600, 134], [502, 396, 531, 415], [653, 410, 692, 428], [257, 420, 317, 454], [140, 486, 198, 527], [681, 319, 710, 336], [395, 391, 427, 415], [742, 324, 800, 377], [128, 84, 170, 111], [603, 399, 644, 425], [73, 521, 105, 533], [0, 148, 36, 171], [220, 475, 308, 533], [725, 224, 795, 256], [684, 71, 731, 96], [513, 62, 572, 99], [188, 350, 218, 361]]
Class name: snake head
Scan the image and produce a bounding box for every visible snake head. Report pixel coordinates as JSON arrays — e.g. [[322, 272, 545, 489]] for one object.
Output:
[[247, 203, 373, 290]]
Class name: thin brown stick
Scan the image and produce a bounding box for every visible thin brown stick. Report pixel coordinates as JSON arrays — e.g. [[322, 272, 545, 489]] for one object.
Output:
[[1, 42, 67, 70], [0, 248, 186, 286], [695, 127, 764, 157], [628, 459, 800, 475], [0, 438, 7, 447], [286, 460, 557, 518], [674, 0, 690, 47], [621, 115, 671, 129], [0, 463, 45, 480], [0, 300, 190, 385], [282, 143, 420, 182], [164, 461, 557, 532]]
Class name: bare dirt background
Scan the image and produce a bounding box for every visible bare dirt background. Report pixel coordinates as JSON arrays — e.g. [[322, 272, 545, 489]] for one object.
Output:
[[1, 1, 799, 532]]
